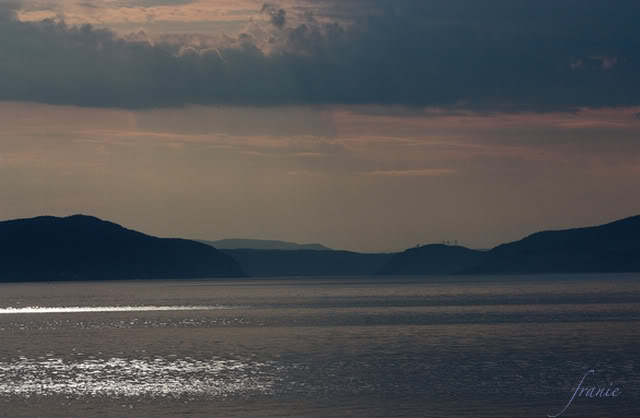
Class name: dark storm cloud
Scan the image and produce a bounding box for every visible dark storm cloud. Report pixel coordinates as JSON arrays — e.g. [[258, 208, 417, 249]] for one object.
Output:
[[262, 3, 287, 29], [1, 0, 640, 109]]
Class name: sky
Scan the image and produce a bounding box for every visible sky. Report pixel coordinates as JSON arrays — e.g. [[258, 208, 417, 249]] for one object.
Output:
[[1, 0, 640, 252]]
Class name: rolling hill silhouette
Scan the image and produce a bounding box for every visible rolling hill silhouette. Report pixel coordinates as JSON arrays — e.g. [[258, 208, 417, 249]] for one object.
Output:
[[0, 215, 244, 282], [202, 239, 331, 251], [378, 244, 482, 275], [465, 215, 640, 274], [1, 214, 639, 281], [379, 215, 640, 275]]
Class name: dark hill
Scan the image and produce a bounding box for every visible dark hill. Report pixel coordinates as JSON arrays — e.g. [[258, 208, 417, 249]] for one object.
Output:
[[0, 215, 244, 282], [378, 244, 483, 275], [202, 239, 331, 251], [223, 249, 392, 277], [465, 215, 640, 274]]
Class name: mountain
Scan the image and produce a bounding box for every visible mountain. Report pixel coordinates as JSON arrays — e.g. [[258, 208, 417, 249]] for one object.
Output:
[[0, 215, 244, 282], [2, 214, 639, 282], [223, 249, 392, 277], [465, 215, 640, 274], [378, 244, 483, 275], [378, 215, 640, 276], [202, 239, 331, 251]]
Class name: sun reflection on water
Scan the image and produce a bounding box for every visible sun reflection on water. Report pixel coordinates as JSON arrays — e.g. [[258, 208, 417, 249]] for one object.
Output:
[[0, 356, 278, 398], [0, 305, 242, 314]]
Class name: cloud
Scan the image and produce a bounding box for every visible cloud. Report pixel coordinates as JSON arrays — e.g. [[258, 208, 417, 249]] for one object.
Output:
[[0, 0, 22, 18], [261, 3, 287, 28], [1, 0, 640, 110]]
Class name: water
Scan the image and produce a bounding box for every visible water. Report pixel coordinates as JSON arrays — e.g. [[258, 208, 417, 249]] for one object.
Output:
[[0, 274, 638, 417]]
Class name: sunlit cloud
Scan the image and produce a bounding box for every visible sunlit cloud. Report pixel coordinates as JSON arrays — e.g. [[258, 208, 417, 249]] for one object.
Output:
[[18, 0, 263, 29]]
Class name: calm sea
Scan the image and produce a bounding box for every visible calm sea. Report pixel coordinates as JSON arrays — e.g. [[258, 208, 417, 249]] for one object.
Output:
[[0, 275, 638, 417]]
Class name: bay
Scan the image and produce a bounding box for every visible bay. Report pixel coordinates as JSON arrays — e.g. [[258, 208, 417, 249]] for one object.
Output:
[[0, 274, 638, 417]]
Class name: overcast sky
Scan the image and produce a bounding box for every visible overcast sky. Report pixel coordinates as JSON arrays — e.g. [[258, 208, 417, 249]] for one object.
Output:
[[2, 0, 640, 252]]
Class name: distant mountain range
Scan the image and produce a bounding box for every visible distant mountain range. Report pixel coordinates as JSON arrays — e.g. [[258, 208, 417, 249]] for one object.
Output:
[[1, 214, 639, 282], [0, 215, 243, 282], [200, 239, 332, 251]]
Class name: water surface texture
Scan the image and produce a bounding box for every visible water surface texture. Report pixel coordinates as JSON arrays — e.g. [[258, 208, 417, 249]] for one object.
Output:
[[0, 275, 638, 417]]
